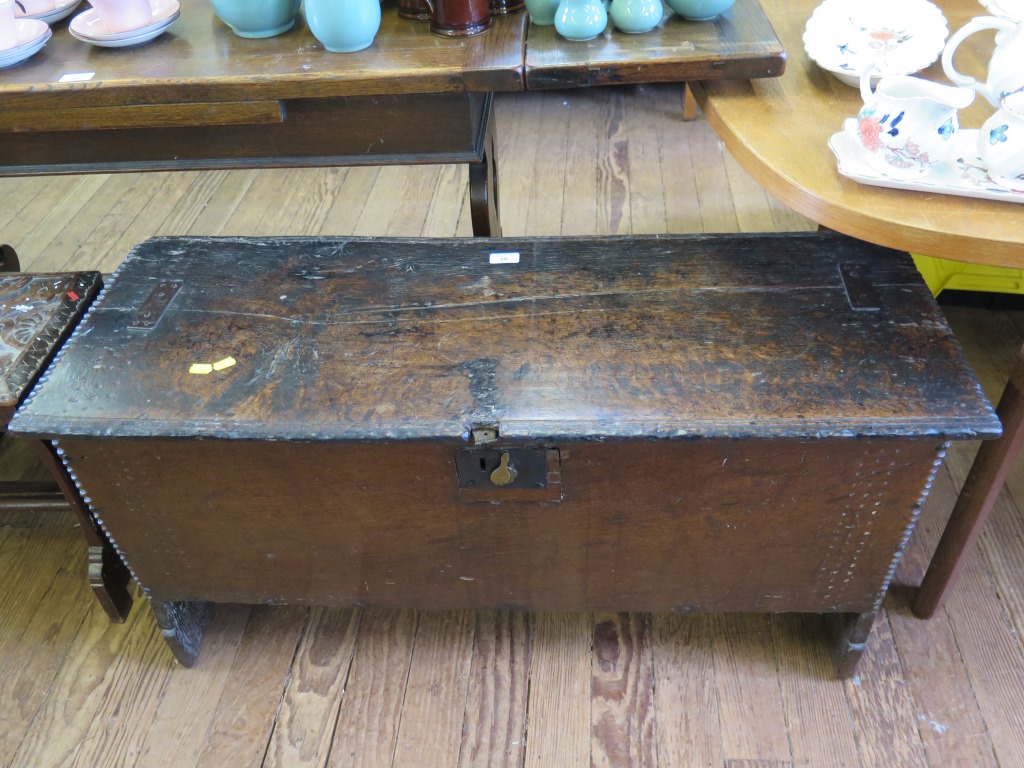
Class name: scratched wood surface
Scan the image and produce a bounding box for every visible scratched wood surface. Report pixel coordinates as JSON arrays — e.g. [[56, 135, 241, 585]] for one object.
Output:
[[2, 83, 1024, 767]]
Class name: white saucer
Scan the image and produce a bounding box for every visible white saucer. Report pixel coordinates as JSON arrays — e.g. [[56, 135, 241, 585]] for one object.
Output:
[[829, 118, 1024, 204], [0, 17, 49, 55], [69, 16, 176, 46], [803, 0, 948, 87], [0, 24, 51, 69], [14, 0, 82, 25], [69, 0, 179, 42]]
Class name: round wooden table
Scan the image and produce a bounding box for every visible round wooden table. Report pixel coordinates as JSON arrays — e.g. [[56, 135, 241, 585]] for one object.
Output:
[[693, 0, 1023, 267], [692, 0, 1024, 618]]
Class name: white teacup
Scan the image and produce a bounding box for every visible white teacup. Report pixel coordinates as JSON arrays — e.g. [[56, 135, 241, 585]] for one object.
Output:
[[16, 0, 57, 15], [88, 0, 153, 33], [0, 0, 19, 51], [980, 90, 1024, 193]]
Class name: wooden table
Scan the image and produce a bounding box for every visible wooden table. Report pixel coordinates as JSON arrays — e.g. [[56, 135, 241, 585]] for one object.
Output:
[[0, 0, 784, 241], [692, 0, 1024, 618]]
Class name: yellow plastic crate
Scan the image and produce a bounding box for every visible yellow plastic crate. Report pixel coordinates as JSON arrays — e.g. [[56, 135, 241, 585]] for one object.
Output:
[[913, 254, 1024, 298]]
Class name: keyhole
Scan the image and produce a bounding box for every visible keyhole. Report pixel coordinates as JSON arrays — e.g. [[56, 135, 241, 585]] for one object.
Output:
[[490, 453, 518, 486]]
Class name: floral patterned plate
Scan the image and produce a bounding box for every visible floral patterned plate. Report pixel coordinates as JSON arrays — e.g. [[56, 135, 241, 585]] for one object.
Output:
[[829, 118, 1024, 203], [804, 0, 949, 87]]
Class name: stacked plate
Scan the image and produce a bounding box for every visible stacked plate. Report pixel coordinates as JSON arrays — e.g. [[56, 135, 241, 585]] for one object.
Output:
[[69, 0, 180, 47], [0, 18, 51, 69], [14, 0, 82, 25]]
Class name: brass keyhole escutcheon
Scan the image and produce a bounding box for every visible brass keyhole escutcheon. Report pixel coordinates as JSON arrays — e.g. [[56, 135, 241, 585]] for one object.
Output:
[[490, 452, 518, 486]]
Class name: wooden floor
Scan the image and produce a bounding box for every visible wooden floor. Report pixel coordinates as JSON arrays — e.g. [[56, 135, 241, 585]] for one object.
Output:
[[2, 84, 1024, 768]]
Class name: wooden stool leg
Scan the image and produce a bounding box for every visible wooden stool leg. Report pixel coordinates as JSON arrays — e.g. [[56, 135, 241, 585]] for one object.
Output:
[[1, 244, 20, 272], [33, 441, 134, 622], [469, 96, 502, 237], [828, 610, 877, 679], [149, 599, 212, 667], [913, 344, 1024, 618], [683, 83, 700, 122]]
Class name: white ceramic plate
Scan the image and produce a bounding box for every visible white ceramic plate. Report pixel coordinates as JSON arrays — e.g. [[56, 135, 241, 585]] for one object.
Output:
[[804, 0, 949, 87], [980, 0, 1024, 23], [829, 118, 1024, 203], [14, 0, 82, 25], [69, 0, 179, 42], [0, 17, 49, 55], [0, 24, 51, 68]]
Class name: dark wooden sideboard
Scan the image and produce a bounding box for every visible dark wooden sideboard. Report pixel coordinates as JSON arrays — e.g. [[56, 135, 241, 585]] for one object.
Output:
[[0, 0, 785, 237]]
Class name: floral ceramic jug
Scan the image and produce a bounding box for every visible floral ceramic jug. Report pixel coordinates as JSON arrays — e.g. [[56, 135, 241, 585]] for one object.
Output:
[[980, 90, 1024, 192], [857, 69, 975, 178], [942, 15, 1024, 107]]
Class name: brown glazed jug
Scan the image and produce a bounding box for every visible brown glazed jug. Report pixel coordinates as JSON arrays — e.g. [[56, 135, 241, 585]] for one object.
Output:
[[426, 0, 492, 36]]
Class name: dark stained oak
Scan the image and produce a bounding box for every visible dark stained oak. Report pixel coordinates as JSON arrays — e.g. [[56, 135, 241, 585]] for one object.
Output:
[[0, 271, 132, 622], [524, 0, 786, 90], [10, 232, 998, 673]]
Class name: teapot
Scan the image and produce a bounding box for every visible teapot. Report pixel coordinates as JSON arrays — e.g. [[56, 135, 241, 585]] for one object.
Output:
[[980, 90, 1024, 192], [857, 68, 975, 179], [942, 15, 1024, 107]]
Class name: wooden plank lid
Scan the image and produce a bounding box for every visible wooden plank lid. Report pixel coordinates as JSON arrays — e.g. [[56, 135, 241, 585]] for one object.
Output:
[[1, 272, 101, 427], [10, 234, 1001, 441]]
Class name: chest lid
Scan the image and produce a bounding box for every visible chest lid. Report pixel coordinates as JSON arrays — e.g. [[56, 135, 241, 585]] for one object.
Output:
[[11, 234, 1000, 441]]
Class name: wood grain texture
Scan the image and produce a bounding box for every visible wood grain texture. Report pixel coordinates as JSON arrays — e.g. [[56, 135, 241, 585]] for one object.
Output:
[[457, 611, 530, 768], [0, 1, 526, 105], [0, 101, 286, 133], [0, 516, 92, 766], [523, 613, 591, 767], [650, 614, 724, 767], [590, 613, 657, 768], [842, 615, 929, 768], [131, 605, 253, 768], [524, 0, 785, 89], [194, 606, 307, 768], [11, 233, 998, 441], [770, 615, 859, 768], [265, 607, 361, 768], [693, 0, 1024, 267], [713, 615, 791, 764], [6, 590, 166, 768], [392, 611, 478, 765], [327, 608, 417, 768]]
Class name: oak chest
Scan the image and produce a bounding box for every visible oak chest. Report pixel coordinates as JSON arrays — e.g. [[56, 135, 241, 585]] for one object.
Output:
[[11, 233, 1001, 673]]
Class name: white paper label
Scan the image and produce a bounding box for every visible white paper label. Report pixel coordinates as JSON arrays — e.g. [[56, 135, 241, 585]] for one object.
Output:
[[489, 252, 520, 264], [59, 72, 96, 83]]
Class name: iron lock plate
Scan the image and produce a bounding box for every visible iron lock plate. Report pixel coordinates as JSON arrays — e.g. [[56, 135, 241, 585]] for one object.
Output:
[[455, 447, 562, 502]]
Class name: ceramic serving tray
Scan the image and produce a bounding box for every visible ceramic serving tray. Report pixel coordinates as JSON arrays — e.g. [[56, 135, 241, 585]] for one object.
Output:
[[829, 118, 1024, 204]]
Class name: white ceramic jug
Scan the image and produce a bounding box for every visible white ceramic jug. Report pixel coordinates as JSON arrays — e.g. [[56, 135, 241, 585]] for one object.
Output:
[[980, 90, 1024, 192], [942, 15, 1024, 107], [857, 69, 975, 178]]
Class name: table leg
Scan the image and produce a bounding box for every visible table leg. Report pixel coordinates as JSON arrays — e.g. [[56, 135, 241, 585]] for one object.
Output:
[[33, 440, 134, 623], [683, 83, 700, 122], [469, 103, 501, 237], [913, 343, 1024, 618], [1, 244, 19, 272]]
